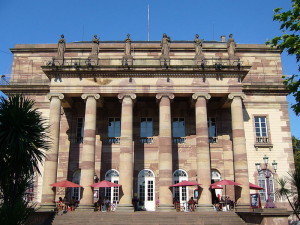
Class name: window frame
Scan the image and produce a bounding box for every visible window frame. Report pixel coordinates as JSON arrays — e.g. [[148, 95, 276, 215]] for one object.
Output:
[[253, 115, 272, 146], [208, 117, 217, 143]]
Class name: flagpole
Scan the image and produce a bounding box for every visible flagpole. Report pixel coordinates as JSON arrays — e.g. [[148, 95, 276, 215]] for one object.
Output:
[[148, 4, 150, 41]]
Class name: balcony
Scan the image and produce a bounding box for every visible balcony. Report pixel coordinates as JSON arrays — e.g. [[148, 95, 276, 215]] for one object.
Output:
[[255, 136, 273, 151], [209, 136, 218, 143], [173, 137, 186, 144], [140, 137, 154, 144], [106, 137, 120, 144]]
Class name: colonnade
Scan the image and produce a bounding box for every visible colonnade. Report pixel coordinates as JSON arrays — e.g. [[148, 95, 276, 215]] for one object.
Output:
[[41, 92, 250, 210]]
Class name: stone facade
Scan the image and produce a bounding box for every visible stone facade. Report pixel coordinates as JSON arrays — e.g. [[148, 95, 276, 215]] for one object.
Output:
[[1, 36, 294, 211]]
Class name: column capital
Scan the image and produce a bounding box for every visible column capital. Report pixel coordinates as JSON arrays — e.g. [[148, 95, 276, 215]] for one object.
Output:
[[156, 93, 175, 100], [81, 93, 101, 100], [47, 93, 64, 100], [117, 93, 136, 100], [228, 93, 246, 100], [192, 93, 211, 100]]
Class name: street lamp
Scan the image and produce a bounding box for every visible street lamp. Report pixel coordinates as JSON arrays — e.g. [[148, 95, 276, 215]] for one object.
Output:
[[255, 155, 278, 208]]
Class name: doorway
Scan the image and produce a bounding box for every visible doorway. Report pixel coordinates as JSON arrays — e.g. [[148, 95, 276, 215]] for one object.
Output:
[[138, 169, 155, 211]]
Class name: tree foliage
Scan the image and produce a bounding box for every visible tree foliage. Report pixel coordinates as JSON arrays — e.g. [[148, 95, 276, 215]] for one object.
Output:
[[0, 95, 49, 225], [276, 170, 300, 220], [268, 0, 300, 115], [293, 136, 300, 171]]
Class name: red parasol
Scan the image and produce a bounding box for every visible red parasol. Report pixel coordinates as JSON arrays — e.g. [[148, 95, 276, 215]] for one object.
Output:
[[90, 180, 122, 188], [170, 180, 201, 187], [50, 180, 82, 188], [249, 182, 264, 190], [210, 179, 241, 186], [211, 185, 223, 189]]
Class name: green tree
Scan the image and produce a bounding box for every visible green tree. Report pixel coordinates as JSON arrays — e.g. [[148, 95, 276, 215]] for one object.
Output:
[[0, 95, 49, 225], [268, 0, 300, 115], [293, 136, 300, 171], [276, 171, 300, 220]]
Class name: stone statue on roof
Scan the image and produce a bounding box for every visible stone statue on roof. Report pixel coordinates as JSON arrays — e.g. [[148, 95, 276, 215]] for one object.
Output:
[[57, 34, 66, 59], [227, 34, 239, 60], [91, 34, 100, 57], [161, 33, 171, 57], [194, 34, 205, 65], [122, 34, 133, 67], [124, 34, 132, 55], [194, 34, 203, 56]]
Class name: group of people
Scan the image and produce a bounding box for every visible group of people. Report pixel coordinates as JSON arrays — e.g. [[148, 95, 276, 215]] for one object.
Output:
[[173, 197, 197, 212], [213, 195, 234, 211], [56, 196, 79, 214], [94, 197, 117, 212]]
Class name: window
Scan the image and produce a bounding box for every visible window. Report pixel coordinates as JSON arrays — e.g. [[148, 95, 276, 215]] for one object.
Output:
[[108, 118, 121, 144], [208, 117, 217, 143], [76, 118, 84, 143], [105, 170, 119, 203], [255, 116, 269, 143], [172, 118, 186, 144], [173, 169, 188, 203], [258, 170, 274, 202], [140, 118, 153, 144]]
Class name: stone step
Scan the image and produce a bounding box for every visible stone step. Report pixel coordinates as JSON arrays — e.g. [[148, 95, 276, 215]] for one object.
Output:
[[52, 211, 246, 225]]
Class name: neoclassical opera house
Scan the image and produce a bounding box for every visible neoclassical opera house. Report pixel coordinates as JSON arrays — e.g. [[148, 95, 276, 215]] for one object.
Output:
[[1, 33, 294, 211]]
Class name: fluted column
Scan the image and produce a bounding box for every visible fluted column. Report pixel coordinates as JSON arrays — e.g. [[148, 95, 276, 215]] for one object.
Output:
[[228, 93, 250, 207], [80, 94, 100, 207], [192, 93, 212, 209], [118, 93, 136, 211], [41, 93, 64, 207], [156, 93, 174, 211]]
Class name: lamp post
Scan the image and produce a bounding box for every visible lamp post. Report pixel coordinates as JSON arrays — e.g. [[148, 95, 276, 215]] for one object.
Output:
[[255, 155, 278, 208]]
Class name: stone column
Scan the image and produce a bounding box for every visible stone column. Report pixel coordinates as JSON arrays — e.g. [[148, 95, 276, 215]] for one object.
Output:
[[80, 94, 100, 208], [156, 93, 174, 211], [192, 93, 212, 210], [41, 93, 64, 208], [118, 93, 136, 211], [228, 93, 250, 208]]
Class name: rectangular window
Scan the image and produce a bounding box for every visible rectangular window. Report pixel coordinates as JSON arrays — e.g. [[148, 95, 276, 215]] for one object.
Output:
[[255, 116, 269, 143], [108, 118, 121, 137], [172, 118, 185, 137], [108, 118, 121, 144], [172, 118, 186, 144], [140, 118, 153, 144], [76, 118, 84, 143], [140, 118, 153, 137], [208, 117, 217, 143]]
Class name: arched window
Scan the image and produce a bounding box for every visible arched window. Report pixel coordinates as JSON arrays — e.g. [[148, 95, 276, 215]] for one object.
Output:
[[71, 170, 81, 200], [105, 169, 119, 202], [173, 169, 188, 203], [258, 169, 275, 202]]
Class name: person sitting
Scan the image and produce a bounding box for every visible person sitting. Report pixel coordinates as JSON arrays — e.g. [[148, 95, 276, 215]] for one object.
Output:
[[94, 197, 103, 211], [188, 197, 196, 212], [173, 198, 180, 212], [104, 198, 111, 212], [57, 197, 65, 215]]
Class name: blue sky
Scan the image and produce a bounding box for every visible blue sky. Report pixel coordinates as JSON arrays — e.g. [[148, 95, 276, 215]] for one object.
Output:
[[0, 0, 299, 137]]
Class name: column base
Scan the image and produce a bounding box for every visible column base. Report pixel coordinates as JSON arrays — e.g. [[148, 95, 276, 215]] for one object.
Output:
[[76, 205, 95, 211], [117, 204, 134, 212], [157, 204, 175, 212], [38, 203, 56, 212], [196, 204, 214, 211]]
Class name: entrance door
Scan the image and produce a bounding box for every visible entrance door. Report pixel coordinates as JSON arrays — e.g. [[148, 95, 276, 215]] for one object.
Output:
[[173, 169, 188, 206], [138, 169, 155, 211], [105, 169, 120, 203]]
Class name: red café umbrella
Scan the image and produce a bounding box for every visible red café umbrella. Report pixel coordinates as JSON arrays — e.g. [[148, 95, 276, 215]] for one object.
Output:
[[211, 179, 241, 186], [50, 180, 82, 188], [211, 185, 223, 189], [90, 180, 122, 188], [249, 182, 264, 190], [210, 180, 241, 201], [170, 180, 201, 187]]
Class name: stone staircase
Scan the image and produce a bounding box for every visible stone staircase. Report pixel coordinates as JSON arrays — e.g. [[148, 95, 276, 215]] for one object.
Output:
[[51, 211, 247, 225]]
